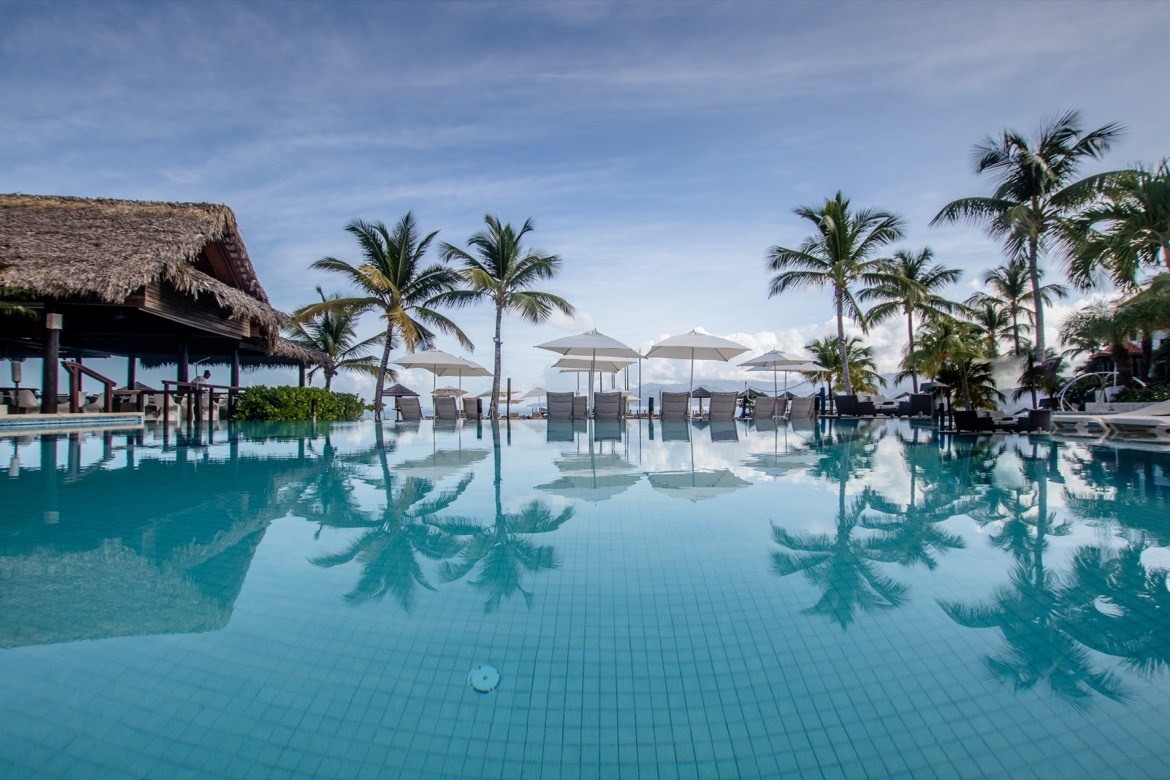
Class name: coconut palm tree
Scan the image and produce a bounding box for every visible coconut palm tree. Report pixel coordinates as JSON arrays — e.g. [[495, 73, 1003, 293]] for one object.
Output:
[[441, 216, 574, 419], [933, 110, 1122, 355], [967, 298, 1013, 358], [862, 247, 965, 392], [803, 335, 886, 395], [305, 214, 472, 421], [1066, 160, 1170, 289], [906, 316, 992, 409], [288, 287, 384, 391], [969, 258, 1067, 355], [1059, 301, 1140, 386], [768, 192, 905, 393]]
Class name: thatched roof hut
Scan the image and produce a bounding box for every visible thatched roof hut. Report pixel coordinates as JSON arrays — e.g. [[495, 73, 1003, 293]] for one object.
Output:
[[0, 193, 322, 373]]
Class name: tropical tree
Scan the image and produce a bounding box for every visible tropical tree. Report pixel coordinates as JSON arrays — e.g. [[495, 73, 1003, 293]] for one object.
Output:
[[288, 287, 384, 391], [1059, 301, 1140, 386], [441, 216, 574, 419], [768, 192, 905, 393], [862, 247, 964, 391], [933, 109, 1122, 355], [968, 258, 1067, 355], [1065, 160, 1170, 289], [804, 335, 886, 395], [905, 316, 992, 409], [967, 298, 1013, 358], [304, 214, 472, 420]]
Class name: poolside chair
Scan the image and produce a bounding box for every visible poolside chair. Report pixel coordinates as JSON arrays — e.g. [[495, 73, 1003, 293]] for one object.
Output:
[[433, 395, 459, 421], [547, 391, 574, 420], [708, 392, 738, 421], [834, 394, 875, 417], [572, 395, 588, 419], [953, 409, 993, 433], [660, 392, 690, 420], [788, 396, 815, 421], [14, 388, 39, 414], [908, 393, 934, 417], [593, 391, 624, 420], [1100, 400, 1170, 443], [752, 395, 777, 420], [397, 396, 423, 421], [462, 395, 481, 420]]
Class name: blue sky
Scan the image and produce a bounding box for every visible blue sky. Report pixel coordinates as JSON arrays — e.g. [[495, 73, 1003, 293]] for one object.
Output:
[[4, 0, 1169, 399]]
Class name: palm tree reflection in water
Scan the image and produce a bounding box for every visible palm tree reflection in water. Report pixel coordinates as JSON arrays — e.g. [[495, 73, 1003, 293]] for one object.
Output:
[[433, 420, 573, 613], [310, 436, 472, 612]]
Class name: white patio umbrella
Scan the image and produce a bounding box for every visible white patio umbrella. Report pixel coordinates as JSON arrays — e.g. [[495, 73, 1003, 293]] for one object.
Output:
[[432, 386, 469, 398], [645, 330, 750, 393], [536, 329, 642, 411], [392, 350, 491, 392], [744, 355, 825, 397]]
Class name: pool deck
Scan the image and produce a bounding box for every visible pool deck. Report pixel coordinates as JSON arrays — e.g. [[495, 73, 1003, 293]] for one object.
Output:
[[0, 411, 143, 436]]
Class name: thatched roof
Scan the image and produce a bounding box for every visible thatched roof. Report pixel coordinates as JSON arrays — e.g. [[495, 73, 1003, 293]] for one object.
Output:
[[0, 193, 287, 336]]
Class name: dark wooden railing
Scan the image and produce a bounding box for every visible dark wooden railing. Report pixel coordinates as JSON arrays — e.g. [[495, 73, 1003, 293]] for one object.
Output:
[[60, 361, 117, 413]]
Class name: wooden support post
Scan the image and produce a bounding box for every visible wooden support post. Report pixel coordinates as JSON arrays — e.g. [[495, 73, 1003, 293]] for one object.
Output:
[[299, 363, 306, 387], [41, 312, 62, 414], [178, 339, 189, 383], [127, 355, 136, 389]]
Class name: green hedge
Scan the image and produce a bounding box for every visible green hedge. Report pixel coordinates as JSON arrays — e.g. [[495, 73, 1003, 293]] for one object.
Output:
[[231, 386, 365, 421], [1116, 384, 1170, 403]]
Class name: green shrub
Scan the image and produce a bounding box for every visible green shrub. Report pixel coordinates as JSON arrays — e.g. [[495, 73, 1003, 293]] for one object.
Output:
[[1116, 384, 1170, 403], [231, 386, 365, 421]]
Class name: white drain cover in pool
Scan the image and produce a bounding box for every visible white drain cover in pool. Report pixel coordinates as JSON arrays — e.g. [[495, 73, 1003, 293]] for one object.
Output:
[[468, 664, 500, 693]]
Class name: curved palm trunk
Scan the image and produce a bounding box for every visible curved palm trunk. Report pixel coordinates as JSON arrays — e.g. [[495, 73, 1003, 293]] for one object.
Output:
[[906, 308, 918, 393], [490, 301, 503, 420], [1010, 306, 1022, 355], [836, 287, 852, 394], [374, 324, 394, 421], [1027, 235, 1047, 356]]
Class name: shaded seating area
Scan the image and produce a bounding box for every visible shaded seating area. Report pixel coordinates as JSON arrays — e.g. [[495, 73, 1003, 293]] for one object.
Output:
[[660, 392, 690, 420], [953, 409, 995, 433], [752, 395, 777, 420], [396, 396, 423, 421], [788, 396, 816, 420], [593, 391, 624, 420], [0, 195, 323, 417], [993, 408, 1053, 433], [433, 395, 459, 421], [547, 391, 575, 421], [835, 394, 876, 417], [707, 392, 738, 421]]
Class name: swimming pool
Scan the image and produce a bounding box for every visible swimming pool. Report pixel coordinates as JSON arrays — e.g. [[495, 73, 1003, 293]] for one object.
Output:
[[2, 418, 1169, 778]]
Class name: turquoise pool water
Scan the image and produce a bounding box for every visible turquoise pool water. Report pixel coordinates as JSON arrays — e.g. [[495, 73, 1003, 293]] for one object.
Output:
[[2, 418, 1169, 778]]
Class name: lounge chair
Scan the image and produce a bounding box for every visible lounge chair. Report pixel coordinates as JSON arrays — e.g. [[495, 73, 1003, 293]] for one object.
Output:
[[594, 391, 624, 420], [708, 392, 738, 421], [572, 395, 588, 419], [953, 409, 994, 433], [1100, 400, 1170, 443], [547, 392, 574, 421], [1052, 414, 1109, 437], [752, 395, 777, 420], [660, 392, 690, 420], [433, 395, 459, 421], [835, 394, 876, 417], [462, 396, 480, 420], [908, 393, 934, 417], [397, 396, 423, 421], [788, 396, 815, 420], [13, 388, 39, 414]]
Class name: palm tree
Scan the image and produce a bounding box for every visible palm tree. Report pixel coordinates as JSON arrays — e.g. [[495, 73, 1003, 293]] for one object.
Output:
[[768, 192, 905, 393], [803, 335, 886, 395], [906, 316, 990, 409], [1066, 160, 1170, 289], [1059, 301, 1140, 386], [441, 216, 574, 419], [288, 287, 384, 391], [967, 298, 1013, 358], [933, 110, 1122, 355], [305, 214, 472, 421], [862, 247, 964, 391], [969, 258, 1067, 355]]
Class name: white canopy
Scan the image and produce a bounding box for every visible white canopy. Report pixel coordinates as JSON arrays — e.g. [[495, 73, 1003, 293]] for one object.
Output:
[[392, 350, 491, 391], [536, 329, 642, 410], [645, 330, 749, 392]]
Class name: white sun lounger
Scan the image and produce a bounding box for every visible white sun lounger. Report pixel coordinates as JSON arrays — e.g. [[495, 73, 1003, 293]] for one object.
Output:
[[1100, 400, 1170, 443]]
